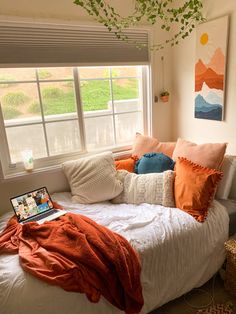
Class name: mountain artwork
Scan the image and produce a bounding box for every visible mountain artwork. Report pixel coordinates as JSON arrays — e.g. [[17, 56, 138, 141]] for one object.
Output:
[[195, 16, 229, 121]]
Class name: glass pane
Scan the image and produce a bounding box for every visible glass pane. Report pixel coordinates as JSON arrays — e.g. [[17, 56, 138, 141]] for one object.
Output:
[[40, 82, 77, 116], [111, 66, 140, 78], [46, 120, 81, 156], [0, 68, 36, 82], [37, 67, 73, 80], [80, 80, 111, 112], [115, 112, 143, 145], [84, 115, 114, 150], [0, 83, 42, 121], [6, 124, 47, 163], [78, 67, 109, 79], [112, 78, 140, 113]]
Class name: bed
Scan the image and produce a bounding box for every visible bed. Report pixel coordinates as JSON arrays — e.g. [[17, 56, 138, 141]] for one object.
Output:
[[0, 192, 229, 314]]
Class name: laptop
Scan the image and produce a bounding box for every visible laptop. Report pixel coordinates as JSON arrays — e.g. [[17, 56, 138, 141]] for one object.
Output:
[[10, 187, 67, 224]]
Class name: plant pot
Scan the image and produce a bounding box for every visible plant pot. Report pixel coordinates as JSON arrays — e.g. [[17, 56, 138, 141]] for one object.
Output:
[[160, 95, 169, 102]]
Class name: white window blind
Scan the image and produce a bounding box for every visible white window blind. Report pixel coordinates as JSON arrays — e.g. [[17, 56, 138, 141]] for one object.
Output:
[[0, 22, 150, 67]]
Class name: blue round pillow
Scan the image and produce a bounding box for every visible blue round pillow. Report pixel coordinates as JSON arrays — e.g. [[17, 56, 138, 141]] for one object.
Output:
[[135, 152, 175, 174]]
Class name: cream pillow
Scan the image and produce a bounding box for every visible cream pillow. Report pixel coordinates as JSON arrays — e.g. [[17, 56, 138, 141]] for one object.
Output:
[[62, 152, 123, 204], [111, 170, 175, 207]]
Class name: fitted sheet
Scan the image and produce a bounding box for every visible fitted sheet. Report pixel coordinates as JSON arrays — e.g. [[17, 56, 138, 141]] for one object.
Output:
[[0, 194, 229, 314]]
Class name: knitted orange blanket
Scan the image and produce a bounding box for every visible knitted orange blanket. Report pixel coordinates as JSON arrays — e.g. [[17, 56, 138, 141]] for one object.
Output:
[[0, 213, 143, 314]]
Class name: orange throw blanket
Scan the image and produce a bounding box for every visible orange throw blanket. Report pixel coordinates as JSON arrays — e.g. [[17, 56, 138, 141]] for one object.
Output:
[[0, 213, 143, 314]]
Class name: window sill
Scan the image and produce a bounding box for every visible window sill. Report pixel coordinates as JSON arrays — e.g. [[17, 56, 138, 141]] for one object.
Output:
[[0, 148, 132, 182], [1, 164, 62, 183]]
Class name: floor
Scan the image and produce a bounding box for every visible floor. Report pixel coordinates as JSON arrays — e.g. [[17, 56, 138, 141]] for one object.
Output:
[[150, 274, 236, 314]]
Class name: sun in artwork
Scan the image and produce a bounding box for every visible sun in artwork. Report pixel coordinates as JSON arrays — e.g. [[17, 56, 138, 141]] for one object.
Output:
[[200, 33, 209, 45]]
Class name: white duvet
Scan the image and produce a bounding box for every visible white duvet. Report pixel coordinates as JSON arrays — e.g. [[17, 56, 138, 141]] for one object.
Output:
[[0, 193, 229, 314]]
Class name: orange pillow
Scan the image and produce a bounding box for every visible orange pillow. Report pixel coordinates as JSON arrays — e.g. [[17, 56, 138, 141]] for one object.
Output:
[[132, 133, 176, 158], [115, 156, 138, 172], [172, 138, 227, 169], [174, 157, 223, 222]]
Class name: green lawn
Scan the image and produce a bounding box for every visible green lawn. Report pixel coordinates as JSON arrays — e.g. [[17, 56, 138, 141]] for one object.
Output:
[[42, 79, 138, 115], [80, 79, 138, 111], [42, 89, 77, 115], [2, 79, 139, 119]]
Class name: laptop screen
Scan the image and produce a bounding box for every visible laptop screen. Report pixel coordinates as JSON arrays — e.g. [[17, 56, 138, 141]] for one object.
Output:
[[10, 187, 54, 223]]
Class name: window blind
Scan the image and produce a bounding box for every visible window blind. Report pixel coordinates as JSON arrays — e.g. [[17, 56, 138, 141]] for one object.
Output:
[[0, 22, 149, 67]]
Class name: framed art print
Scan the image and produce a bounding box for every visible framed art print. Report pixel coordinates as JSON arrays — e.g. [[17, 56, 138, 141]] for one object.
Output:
[[195, 15, 229, 121]]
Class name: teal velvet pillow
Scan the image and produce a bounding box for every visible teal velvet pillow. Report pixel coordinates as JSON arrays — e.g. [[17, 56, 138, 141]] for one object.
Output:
[[135, 152, 175, 174]]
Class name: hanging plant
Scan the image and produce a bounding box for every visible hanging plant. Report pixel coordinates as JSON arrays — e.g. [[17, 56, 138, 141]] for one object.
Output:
[[73, 0, 204, 50], [160, 90, 170, 102]]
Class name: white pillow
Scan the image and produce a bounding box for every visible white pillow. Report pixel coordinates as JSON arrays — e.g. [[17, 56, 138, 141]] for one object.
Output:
[[216, 155, 236, 199], [111, 170, 175, 207], [62, 152, 123, 204]]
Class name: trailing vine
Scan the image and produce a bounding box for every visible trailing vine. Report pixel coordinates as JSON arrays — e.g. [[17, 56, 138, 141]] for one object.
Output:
[[73, 0, 204, 50]]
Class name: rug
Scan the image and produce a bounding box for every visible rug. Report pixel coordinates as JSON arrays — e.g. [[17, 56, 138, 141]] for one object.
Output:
[[196, 303, 234, 314]]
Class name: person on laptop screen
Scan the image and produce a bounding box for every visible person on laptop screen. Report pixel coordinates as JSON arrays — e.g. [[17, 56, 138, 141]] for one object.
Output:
[[11, 187, 66, 224]]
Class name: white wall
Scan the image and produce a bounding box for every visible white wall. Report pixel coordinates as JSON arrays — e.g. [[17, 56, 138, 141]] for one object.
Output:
[[0, 0, 133, 21], [171, 0, 236, 198], [0, 0, 173, 214], [152, 27, 173, 141], [171, 0, 236, 152]]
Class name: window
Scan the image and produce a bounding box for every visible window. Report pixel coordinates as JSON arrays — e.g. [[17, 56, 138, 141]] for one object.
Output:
[[0, 65, 149, 177]]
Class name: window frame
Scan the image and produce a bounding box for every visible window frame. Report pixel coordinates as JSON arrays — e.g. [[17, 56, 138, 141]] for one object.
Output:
[[0, 65, 150, 179]]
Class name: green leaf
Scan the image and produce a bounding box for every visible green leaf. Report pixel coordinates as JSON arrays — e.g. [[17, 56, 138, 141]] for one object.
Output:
[[72, 0, 204, 51], [149, 15, 157, 19]]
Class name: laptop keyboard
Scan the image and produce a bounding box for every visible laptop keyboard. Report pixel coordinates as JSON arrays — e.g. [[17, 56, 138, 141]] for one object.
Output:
[[25, 209, 58, 223]]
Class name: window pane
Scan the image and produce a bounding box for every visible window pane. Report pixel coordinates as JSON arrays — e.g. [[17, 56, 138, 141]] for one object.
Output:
[[40, 82, 77, 116], [78, 67, 109, 79], [80, 80, 111, 112], [46, 120, 81, 156], [112, 78, 140, 113], [115, 112, 143, 145], [111, 66, 140, 78], [0, 66, 146, 175], [0, 68, 36, 82], [84, 115, 114, 150], [6, 124, 47, 163], [37, 67, 73, 80], [0, 83, 42, 121]]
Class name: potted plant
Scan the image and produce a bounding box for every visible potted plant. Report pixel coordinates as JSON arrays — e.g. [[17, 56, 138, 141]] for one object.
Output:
[[160, 90, 170, 103]]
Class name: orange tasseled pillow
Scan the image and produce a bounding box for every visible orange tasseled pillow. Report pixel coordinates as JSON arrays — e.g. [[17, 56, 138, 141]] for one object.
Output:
[[115, 156, 139, 173], [174, 157, 223, 222]]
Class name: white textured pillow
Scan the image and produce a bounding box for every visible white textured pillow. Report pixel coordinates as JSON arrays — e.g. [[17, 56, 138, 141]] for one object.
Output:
[[62, 152, 123, 204], [216, 155, 236, 199], [111, 170, 175, 207]]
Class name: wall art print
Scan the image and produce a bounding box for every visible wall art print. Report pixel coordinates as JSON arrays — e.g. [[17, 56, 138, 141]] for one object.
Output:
[[195, 15, 229, 121]]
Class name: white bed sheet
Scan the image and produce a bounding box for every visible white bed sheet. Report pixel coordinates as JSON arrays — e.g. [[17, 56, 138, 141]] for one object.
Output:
[[0, 193, 229, 314]]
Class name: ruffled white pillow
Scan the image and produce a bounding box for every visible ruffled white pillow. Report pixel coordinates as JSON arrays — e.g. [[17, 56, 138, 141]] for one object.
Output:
[[111, 170, 175, 207]]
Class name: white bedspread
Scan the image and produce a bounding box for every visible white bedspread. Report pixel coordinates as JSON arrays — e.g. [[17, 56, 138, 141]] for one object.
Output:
[[0, 193, 229, 314]]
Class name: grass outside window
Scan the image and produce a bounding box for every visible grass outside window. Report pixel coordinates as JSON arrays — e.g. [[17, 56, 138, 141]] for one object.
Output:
[[1, 78, 139, 119]]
